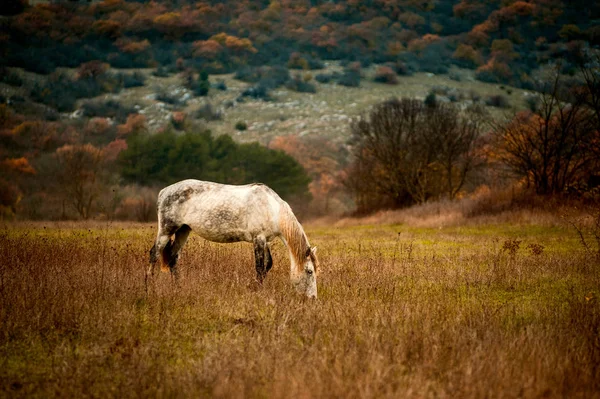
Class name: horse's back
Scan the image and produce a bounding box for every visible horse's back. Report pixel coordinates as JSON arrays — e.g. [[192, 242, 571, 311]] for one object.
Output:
[[157, 180, 283, 243]]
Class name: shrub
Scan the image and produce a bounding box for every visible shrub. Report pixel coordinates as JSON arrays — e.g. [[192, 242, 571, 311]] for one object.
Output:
[[234, 66, 263, 83], [171, 111, 186, 130], [288, 52, 309, 70], [152, 66, 172, 78], [260, 66, 291, 88], [190, 80, 210, 96], [234, 66, 290, 90], [288, 53, 324, 70], [525, 95, 540, 112], [449, 71, 461, 81], [156, 91, 187, 107], [286, 76, 317, 93], [338, 69, 361, 87], [235, 121, 247, 131], [447, 89, 462, 102], [194, 103, 222, 121], [475, 69, 501, 83], [306, 56, 325, 70], [117, 72, 146, 88], [484, 94, 510, 108], [213, 80, 227, 91], [373, 66, 398, 85], [0, 68, 23, 87], [30, 74, 78, 112], [182, 69, 210, 97], [240, 84, 272, 101], [76, 61, 108, 80], [315, 73, 335, 83], [469, 90, 481, 102], [81, 101, 137, 123], [393, 61, 414, 76], [424, 92, 437, 108]]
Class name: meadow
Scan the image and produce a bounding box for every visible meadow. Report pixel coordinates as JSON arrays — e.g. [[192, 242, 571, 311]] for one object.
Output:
[[0, 217, 599, 398]]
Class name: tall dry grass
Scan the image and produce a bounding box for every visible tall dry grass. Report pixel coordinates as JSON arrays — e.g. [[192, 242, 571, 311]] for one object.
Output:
[[0, 222, 599, 398], [331, 186, 599, 229]]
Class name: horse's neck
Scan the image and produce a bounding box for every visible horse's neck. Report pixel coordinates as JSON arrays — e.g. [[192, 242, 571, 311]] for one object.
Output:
[[279, 206, 308, 273]]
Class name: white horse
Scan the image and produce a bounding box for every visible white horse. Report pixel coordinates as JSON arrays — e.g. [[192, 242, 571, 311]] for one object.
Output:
[[148, 179, 318, 298]]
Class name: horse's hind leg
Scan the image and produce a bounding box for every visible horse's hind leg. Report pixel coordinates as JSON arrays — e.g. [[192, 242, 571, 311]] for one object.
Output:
[[168, 225, 192, 280], [254, 235, 269, 283]]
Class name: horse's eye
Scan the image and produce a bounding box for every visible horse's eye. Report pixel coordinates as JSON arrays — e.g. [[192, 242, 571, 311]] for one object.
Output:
[[306, 269, 313, 275]]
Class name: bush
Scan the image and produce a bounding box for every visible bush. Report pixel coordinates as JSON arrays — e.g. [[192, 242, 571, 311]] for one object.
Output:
[[288, 53, 325, 70], [240, 83, 272, 101], [286, 76, 317, 93], [418, 42, 452, 74], [156, 91, 187, 107], [235, 121, 247, 131], [525, 95, 540, 112], [171, 111, 186, 130], [0, 68, 23, 87], [338, 69, 361, 87], [447, 89, 462, 102], [152, 65, 176, 78], [469, 90, 481, 102], [194, 103, 222, 121], [449, 71, 461, 81], [213, 80, 227, 91], [315, 73, 336, 83], [81, 100, 138, 123], [484, 94, 510, 108], [190, 80, 210, 96], [475, 69, 501, 83], [261, 66, 291, 88], [234, 66, 290, 90], [182, 69, 210, 97], [117, 72, 146, 88], [424, 92, 437, 108], [373, 66, 398, 85], [234, 66, 263, 83], [393, 61, 414, 76]]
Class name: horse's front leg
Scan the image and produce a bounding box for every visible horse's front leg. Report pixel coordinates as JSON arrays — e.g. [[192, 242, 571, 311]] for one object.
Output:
[[265, 244, 273, 274], [254, 236, 267, 283], [168, 225, 192, 282]]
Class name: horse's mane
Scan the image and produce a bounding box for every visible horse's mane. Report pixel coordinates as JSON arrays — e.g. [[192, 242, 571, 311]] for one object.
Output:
[[278, 204, 317, 271]]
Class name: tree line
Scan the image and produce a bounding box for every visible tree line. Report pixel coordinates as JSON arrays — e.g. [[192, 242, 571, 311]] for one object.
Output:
[[1, 0, 598, 89]]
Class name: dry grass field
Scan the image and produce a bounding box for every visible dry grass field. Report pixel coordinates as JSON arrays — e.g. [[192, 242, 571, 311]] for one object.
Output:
[[1, 217, 599, 398]]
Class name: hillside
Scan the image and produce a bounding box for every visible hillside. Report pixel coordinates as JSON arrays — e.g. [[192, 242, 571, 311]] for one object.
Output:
[[1, 0, 599, 221]]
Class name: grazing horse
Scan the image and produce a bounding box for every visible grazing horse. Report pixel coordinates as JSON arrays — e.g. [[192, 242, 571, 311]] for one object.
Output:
[[148, 179, 318, 298]]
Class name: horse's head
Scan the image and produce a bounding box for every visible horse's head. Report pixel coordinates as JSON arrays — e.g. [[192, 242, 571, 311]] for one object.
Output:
[[292, 246, 318, 298]]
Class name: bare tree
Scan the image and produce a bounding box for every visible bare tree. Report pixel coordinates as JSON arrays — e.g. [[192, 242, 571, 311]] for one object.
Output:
[[579, 49, 600, 160], [495, 68, 599, 195], [345, 98, 482, 213], [54, 144, 106, 219]]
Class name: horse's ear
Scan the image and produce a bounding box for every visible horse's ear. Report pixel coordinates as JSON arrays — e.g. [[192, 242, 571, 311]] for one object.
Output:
[[311, 246, 317, 255], [305, 248, 311, 258]]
